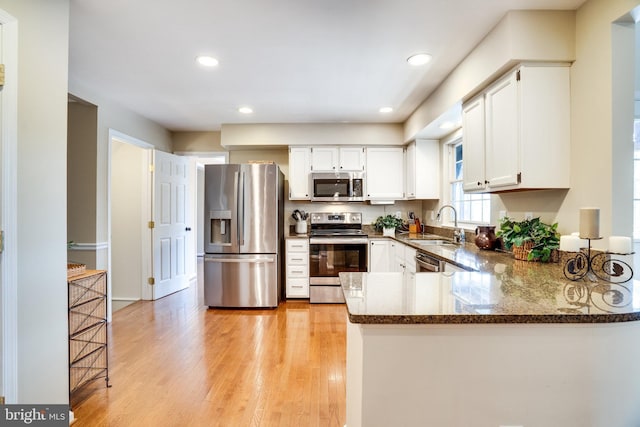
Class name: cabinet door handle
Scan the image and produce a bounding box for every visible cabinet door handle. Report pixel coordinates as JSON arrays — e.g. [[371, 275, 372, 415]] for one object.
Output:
[[485, 180, 490, 184], [292, 285, 304, 288], [291, 258, 304, 261], [477, 181, 482, 186]]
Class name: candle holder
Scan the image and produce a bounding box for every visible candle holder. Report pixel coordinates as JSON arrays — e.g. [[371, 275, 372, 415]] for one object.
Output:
[[563, 238, 634, 283]]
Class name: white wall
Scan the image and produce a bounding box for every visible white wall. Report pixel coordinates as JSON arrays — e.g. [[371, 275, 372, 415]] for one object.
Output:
[[67, 81, 173, 270], [556, 0, 639, 242], [221, 123, 404, 149], [404, 10, 576, 142], [0, 0, 70, 404]]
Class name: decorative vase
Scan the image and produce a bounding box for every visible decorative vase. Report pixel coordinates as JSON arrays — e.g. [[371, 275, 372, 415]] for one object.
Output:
[[383, 227, 395, 237], [475, 226, 498, 250]]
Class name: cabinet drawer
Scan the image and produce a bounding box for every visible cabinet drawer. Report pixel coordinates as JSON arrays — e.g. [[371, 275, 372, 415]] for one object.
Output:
[[286, 252, 308, 265], [287, 264, 309, 278], [286, 239, 309, 252], [286, 278, 309, 298]]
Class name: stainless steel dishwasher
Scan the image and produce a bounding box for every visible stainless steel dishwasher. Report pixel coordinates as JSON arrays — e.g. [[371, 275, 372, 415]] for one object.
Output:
[[415, 251, 466, 272], [415, 251, 442, 272]]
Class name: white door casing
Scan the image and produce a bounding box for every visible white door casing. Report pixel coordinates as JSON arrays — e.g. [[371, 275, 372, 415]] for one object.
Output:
[[150, 150, 190, 299], [108, 130, 153, 311], [0, 12, 18, 404]]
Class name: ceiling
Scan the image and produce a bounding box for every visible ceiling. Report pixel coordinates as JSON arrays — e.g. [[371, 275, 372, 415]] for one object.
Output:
[[69, 0, 587, 136]]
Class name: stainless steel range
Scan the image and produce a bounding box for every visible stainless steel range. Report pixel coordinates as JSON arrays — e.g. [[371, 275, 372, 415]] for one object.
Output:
[[308, 212, 368, 303]]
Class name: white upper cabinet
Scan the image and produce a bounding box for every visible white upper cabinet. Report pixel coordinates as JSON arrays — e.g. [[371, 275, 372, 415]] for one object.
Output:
[[288, 147, 311, 200], [461, 64, 570, 193], [405, 139, 440, 199], [485, 70, 520, 189], [461, 95, 487, 191], [310, 147, 338, 171], [311, 146, 365, 172], [365, 147, 404, 201], [338, 146, 366, 171]]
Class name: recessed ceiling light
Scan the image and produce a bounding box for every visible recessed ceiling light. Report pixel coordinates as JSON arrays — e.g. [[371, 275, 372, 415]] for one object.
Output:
[[196, 56, 219, 67], [439, 121, 455, 130], [238, 106, 253, 114], [407, 53, 432, 66], [379, 107, 393, 114]]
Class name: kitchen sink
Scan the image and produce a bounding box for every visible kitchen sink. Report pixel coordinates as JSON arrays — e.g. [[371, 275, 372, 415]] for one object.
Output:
[[409, 239, 458, 247]]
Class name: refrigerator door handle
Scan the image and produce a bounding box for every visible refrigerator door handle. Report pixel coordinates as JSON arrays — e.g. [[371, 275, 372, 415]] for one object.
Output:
[[204, 256, 275, 263], [239, 170, 245, 247]]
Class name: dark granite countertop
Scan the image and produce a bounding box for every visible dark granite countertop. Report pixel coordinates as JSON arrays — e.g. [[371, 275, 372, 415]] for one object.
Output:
[[343, 228, 640, 324]]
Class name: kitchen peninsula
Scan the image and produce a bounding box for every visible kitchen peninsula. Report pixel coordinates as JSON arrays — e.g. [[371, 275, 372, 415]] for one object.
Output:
[[340, 247, 640, 427]]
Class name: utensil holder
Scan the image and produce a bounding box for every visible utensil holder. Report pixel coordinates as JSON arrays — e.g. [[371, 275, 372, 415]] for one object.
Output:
[[295, 221, 307, 234]]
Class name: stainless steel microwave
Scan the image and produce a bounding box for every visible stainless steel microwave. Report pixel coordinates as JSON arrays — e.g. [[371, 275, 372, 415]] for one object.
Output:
[[310, 172, 365, 202]]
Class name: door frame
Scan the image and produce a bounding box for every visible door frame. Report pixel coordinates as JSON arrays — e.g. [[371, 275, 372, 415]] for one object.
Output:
[[0, 9, 18, 403], [107, 129, 153, 317], [173, 151, 228, 258]]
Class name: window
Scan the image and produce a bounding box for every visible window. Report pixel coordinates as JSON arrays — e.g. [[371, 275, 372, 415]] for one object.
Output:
[[634, 119, 640, 239], [449, 139, 490, 224]]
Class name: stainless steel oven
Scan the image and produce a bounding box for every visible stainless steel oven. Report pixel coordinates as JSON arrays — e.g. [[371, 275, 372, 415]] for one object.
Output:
[[308, 212, 368, 303]]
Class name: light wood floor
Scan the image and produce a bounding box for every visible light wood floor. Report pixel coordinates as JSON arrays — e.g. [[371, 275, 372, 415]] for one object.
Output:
[[71, 261, 347, 426]]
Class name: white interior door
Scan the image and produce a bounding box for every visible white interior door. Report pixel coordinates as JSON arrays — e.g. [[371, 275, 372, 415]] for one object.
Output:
[[151, 150, 190, 299]]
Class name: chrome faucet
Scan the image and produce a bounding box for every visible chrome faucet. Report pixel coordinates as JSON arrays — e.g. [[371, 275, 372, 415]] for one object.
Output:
[[436, 204, 464, 244]]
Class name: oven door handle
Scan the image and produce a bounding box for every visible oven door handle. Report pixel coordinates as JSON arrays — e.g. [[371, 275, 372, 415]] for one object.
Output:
[[309, 237, 369, 245]]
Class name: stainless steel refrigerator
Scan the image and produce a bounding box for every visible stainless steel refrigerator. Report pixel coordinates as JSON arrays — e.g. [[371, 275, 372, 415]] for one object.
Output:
[[203, 163, 284, 308]]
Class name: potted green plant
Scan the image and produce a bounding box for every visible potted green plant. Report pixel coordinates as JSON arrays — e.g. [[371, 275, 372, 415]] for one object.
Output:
[[373, 214, 403, 237], [497, 217, 559, 262]]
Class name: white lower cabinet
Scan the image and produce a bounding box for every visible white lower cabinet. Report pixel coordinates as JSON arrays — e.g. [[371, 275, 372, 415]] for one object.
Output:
[[371, 239, 416, 273], [369, 239, 391, 272], [443, 261, 464, 272], [395, 243, 416, 273], [286, 238, 309, 298], [404, 245, 417, 274]]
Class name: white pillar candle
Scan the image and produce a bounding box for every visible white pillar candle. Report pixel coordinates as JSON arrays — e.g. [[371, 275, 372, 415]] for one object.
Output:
[[579, 208, 600, 239], [559, 235, 582, 252], [570, 232, 588, 249], [608, 236, 632, 254]]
